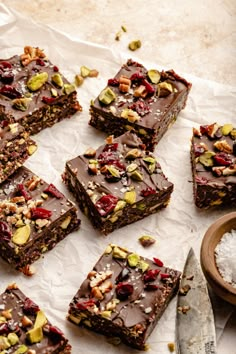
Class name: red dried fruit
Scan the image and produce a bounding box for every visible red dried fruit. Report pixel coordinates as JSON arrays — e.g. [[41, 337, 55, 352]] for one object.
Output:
[[153, 257, 164, 267], [143, 269, 160, 283], [116, 282, 134, 300], [0, 85, 22, 99], [160, 273, 170, 279], [103, 143, 119, 152], [144, 284, 159, 291], [95, 194, 118, 216], [0, 323, 10, 335], [1, 71, 14, 84], [0, 221, 12, 241], [108, 78, 119, 86], [53, 65, 59, 72], [31, 207, 52, 219], [130, 72, 145, 82], [23, 297, 40, 314], [128, 100, 151, 116], [140, 187, 156, 197], [200, 123, 215, 137], [16, 183, 32, 201], [48, 325, 63, 342], [76, 299, 96, 310], [0, 61, 12, 70], [44, 184, 64, 199], [193, 144, 206, 157], [42, 96, 56, 104], [141, 79, 155, 95], [36, 58, 45, 66], [0, 120, 9, 128], [213, 152, 232, 166]]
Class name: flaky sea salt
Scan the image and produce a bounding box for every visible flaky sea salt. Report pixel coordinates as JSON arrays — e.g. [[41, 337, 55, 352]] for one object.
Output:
[[215, 229, 236, 288]]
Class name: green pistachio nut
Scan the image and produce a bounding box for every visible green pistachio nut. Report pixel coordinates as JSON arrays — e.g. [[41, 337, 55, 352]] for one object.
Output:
[[157, 82, 173, 97], [147, 69, 161, 84], [51, 73, 63, 88], [124, 190, 136, 204], [125, 148, 141, 159], [0, 336, 10, 350], [221, 124, 233, 135], [12, 98, 32, 111], [104, 244, 113, 255], [230, 128, 236, 139], [127, 253, 140, 267], [99, 88, 116, 105], [130, 170, 143, 181], [13, 345, 28, 354], [143, 156, 156, 164], [80, 66, 91, 78], [107, 166, 120, 178], [121, 108, 140, 123], [101, 311, 112, 319], [27, 72, 48, 91], [112, 246, 128, 259], [137, 260, 149, 273], [12, 224, 31, 245], [7, 333, 19, 346], [128, 40, 142, 51], [114, 200, 126, 212], [51, 88, 58, 97], [126, 163, 138, 173], [199, 151, 215, 167], [63, 84, 76, 95]]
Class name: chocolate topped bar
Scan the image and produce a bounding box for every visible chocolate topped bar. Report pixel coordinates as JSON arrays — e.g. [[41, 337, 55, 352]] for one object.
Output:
[[68, 244, 181, 350], [0, 283, 71, 353], [0, 166, 80, 272], [64, 131, 173, 234], [191, 122, 236, 208], [89, 59, 191, 151], [0, 46, 82, 135], [0, 121, 37, 183]]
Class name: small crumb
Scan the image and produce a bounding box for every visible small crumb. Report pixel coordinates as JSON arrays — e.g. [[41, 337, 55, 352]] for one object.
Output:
[[168, 342, 175, 352], [121, 25, 127, 32]]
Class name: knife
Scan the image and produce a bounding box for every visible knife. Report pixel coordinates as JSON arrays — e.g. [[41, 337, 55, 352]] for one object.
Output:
[[176, 248, 217, 354]]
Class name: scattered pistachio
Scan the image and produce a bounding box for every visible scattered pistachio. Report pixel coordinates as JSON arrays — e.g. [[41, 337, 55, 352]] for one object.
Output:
[[157, 82, 173, 97], [221, 123, 233, 135], [124, 190, 136, 204], [13, 344, 28, 353], [147, 69, 161, 84], [28, 144, 37, 156], [12, 97, 32, 111], [60, 216, 71, 229], [127, 253, 140, 267], [114, 200, 126, 212], [63, 84, 76, 95], [99, 87, 116, 105], [230, 128, 236, 139], [9, 123, 18, 134], [137, 260, 149, 272], [112, 246, 128, 259], [7, 333, 19, 346], [107, 166, 120, 178], [143, 156, 156, 164], [80, 66, 91, 78], [130, 170, 143, 181], [27, 72, 48, 91], [128, 40, 142, 51], [104, 244, 113, 255], [101, 311, 112, 319], [126, 163, 138, 173], [75, 74, 84, 86], [12, 224, 31, 245], [125, 148, 142, 159], [121, 108, 140, 123], [139, 235, 156, 247], [50, 88, 58, 97], [51, 73, 63, 88], [84, 147, 96, 158], [199, 151, 215, 167]]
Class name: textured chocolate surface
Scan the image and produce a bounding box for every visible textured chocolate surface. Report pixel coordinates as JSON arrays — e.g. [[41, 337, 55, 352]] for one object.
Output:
[[64, 131, 173, 234], [89, 59, 191, 150], [0, 166, 80, 271], [68, 244, 181, 350], [191, 123, 236, 208], [0, 121, 36, 183], [0, 49, 81, 135], [0, 284, 71, 353]]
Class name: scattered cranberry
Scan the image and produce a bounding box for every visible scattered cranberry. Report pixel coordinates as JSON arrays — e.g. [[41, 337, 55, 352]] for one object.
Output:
[[128, 100, 151, 116], [0, 120, 9, 128], [0, 85, 22, 99], [116, 282, 134, 300], [44, 184, 64, 199], [213, 152, 232, 166], [95, 194, 118, 216], [53, 65, 59, 72], [16, 183, 32, 201], [98, 151, 117, 165], [140, 187, 156, 197], [36, 58, 45, 66], [48, 325, 63, 342], [108, 78, 119, 86], [141, 79, 155, 95], [0, 61, 12, 70], [193, 144, 205, 157], [143, 269, 160, 283], [144, 284, 159, 291], [42, 96, 56, 104], [130, 72, 145, 82], [153, 258, 164, 267], [160, 273, 170, 279], [1, 71, 14, 84], [0, 221, 12, 241], [0, 323, 10, 335], [116, 267, 130, 283], [31, 207, 52, 219], [76, 299, 96, 310], [102, 143, 119, 152], [23, 297, 40, 314]]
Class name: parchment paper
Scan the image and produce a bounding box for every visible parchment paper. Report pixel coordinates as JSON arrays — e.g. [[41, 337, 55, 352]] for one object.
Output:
[[0, 4, 235, 354]]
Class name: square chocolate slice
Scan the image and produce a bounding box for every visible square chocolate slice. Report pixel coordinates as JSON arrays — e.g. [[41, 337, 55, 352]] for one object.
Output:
[[64, 131, 173, 235], [89, 59, 191, 151], [191, 122, 236, 208], [68, 244, 181, 350], [0, 283, 71, 353], [0, 121, 37, 184], [0, 166, 80, 272], [0, 46, 82, 135]]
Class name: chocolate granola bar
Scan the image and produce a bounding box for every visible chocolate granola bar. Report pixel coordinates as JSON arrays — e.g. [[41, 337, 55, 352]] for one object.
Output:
[[191, 122, 236, 208], [64, 131, 173, 235], [0, 46, 82, 135], [68, 244, 181, 350], [0, 283, 71, 353], [0, 166, 80, 272], [0, 121, 37, 183], [89, 59, 191, 151]]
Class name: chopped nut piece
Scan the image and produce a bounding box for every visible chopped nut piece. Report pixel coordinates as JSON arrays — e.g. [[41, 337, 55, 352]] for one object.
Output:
[[99, 88, 116, 105], [89, 69, 99, 78], [214, 140, 233, 154], [179, 284, 191, 296], [128, 40, 142, 51], [75, 74, 84, 86], [80, 66, 91, 78], [139, 235, 156, 247], [168, 342, 175, 352]]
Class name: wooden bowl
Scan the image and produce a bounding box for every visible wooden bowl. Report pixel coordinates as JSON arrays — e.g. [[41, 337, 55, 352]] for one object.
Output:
[[200, 212, 236, 305]]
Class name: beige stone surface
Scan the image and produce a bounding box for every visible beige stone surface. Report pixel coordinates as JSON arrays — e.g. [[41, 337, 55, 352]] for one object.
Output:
[[2, 0, 236, 85]]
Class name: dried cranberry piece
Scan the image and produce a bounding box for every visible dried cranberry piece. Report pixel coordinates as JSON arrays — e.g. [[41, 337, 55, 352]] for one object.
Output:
[[44, 184, 64, 199], [95, 194, 118, 216], [160, 273, 170, 279], [213, 152, 232, 166], [16, 183, 32, 201], [193, 144, 205, 157], [0, 323, 10, 335], [1, 71, 14, 84], [144, 284, 159, 291], [36, 58, 45, 66], [98, 151, 116, 165], [0, 61, 12, 70], [141, 79, 155, 95], [143, 269, 160, 283], [0, 221, 12, 241], [153, 258, 164, 267], [48, 325, 63, 342], [116, 282, 134, 300], [53, 65, 59, 72], [140, 187, 156, 197], [0, 120, 9, 128], [76, 299, 96, 310], [0, 85, 22, 99], [108, 78, 119, 86], [23, 297, 40, 314], [116, 267, 131, 283], [130, 72, 145, 82], [128, 100, 151, 116], [42, 96, 56, 104], [31, 207, 52, 219], [102, 143, 119, 152]]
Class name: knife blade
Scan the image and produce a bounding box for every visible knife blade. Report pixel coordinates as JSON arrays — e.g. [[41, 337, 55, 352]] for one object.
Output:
[[176, 248, 217, 354]]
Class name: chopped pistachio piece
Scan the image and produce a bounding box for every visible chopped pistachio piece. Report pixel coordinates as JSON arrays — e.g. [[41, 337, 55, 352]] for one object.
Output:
[[75, 74, 84, 86], [199, 151, 215, 167], [104, 244, 113, 254], [121, 108, 140, 123], [127, 253, 140, 267], [51, 88, 58, 97], [126, 163, 138, 173], [51, 73, 63, 88], [12, 224, 31, 245], [143, 156, 156, 164], [114, 200, 126, 212], [125, 148, 141, 159], [147, 69, 161, 84], [139, 235, 156, 247], [99, 88, 116, 105], [124, 190, 136, 204], [101, 311, 112, 319], [12, 98, 32, 111], [128, 40, 142, 51], [27, 144, 37, 156], [107, 166, 120, 178], [7, 333, 19, 346], [138, 260, 149, 272], [130, 170, 143, 181], [27, 72, 48, 91], [63, 84, 76, 95], [112, 246, 128, 259], [221, 124, 233, 135], [80, 66, 91, 78], [157, 82, 173, 97]]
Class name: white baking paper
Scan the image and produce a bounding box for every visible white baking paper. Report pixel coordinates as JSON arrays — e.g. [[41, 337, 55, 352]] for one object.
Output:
[[0, 4, 235, 354]]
